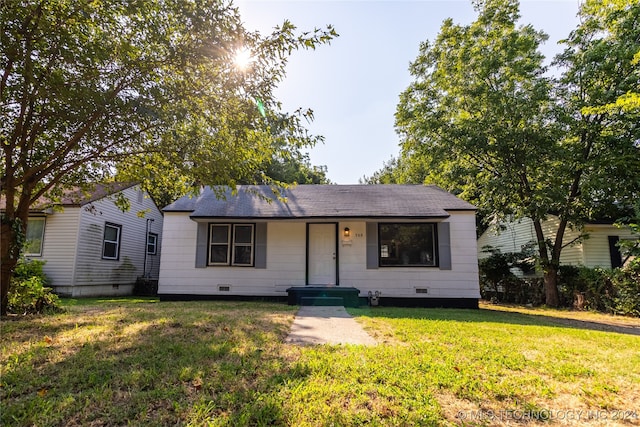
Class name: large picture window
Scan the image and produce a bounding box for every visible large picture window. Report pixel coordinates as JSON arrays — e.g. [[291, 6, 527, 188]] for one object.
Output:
[[24, 217, 46, 256], [102, 223, 122, 260], [379, 223, 437, 267], [208, 224, 254, 266]]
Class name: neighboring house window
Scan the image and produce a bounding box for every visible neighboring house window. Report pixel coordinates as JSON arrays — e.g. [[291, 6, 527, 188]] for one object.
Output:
[[608, 236, 623, 268], [102, 223, 122, 260], [378, 223, 437, 267], [147, 232, 158, 255], [24, 217, 46, 256], [208, 224, 254, 266]]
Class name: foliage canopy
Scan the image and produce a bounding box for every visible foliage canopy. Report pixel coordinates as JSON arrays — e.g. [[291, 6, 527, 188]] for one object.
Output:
[[0, 0, 337, 314], [390, 0, 640, 305]]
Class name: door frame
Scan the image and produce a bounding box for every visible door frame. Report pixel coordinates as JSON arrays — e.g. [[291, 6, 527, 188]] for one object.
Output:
[[305, 222, 339, 286]]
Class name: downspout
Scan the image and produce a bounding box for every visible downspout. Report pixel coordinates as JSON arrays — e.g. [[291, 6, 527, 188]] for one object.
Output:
[[143, 218, 154, 278]]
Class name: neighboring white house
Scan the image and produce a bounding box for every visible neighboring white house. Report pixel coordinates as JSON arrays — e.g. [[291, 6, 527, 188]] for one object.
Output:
[[158, 185, 480, 308], [477, 216, 637, 269], [19, 183, 164, 297]]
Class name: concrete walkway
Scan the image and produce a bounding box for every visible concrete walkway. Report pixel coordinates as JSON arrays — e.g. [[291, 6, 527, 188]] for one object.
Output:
[[285, 306, 377, 346]]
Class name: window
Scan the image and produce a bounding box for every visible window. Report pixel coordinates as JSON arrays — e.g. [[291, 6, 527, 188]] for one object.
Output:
[[208, 224, 254, 266], [378, 223, 437, 267], [24, 217, 46, 256], [102, 223, 122, 260], [147, 232, 158, 255], [209, 224, 231, 265]]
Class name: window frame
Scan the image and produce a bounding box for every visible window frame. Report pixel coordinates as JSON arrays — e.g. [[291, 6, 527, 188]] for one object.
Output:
[[208, 223, 255, 267], [208, 224, 231, 265], [102, 222, 122, 260], [231, 224, 255, 266], [378, 222, 438, 268], [24, 217, 46, 257], [147, 232, 158, 255]]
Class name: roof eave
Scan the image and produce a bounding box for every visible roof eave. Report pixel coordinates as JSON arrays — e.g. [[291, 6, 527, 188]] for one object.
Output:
[[188, 214, 452, 221]]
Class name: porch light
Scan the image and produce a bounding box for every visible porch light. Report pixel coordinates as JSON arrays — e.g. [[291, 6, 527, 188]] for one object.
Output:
[[343, 227, 351, 238]]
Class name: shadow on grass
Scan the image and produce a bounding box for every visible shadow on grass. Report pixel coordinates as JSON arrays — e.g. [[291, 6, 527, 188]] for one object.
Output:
[[349, 305, 640, 336], [60, 296, 160, 307], [1, 301, 307, 426]]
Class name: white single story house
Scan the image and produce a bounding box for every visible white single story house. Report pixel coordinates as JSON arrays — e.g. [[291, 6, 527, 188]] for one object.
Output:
[[477, 216, 637, 269], [18, 183, 164, 297], [158, 185, 480, 307]]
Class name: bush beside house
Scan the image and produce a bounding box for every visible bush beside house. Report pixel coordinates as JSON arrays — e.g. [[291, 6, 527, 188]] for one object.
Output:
[[479, 249, 640, 317], [7, 258, 61, 315]]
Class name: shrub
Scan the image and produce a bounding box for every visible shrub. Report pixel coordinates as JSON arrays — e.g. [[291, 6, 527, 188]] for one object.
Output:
[[610, 260, 640, 317], [557, 262, 640, 316], [8, 258, 62, 315], [557, 266, 614, 312], [478, 246, 541, 304]]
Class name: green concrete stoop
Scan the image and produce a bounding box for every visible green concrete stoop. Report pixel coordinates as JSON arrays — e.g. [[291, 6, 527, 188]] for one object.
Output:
[[286, 286, 360, 307]]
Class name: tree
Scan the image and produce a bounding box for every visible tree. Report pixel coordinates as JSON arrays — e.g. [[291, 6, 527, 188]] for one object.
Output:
[[360, 156, 402, 184], [0, 0, 336, 315], [548, 0, 640, 301], [116, 128, 331, 208], [394, 0, 640, 306], [262, 152, 330, 185]]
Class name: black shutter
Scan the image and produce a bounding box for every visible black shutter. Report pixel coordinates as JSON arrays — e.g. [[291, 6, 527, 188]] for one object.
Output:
[[254, 223, 267, 269], [438, 222, 452, 270], [195, 222, 208, 268]]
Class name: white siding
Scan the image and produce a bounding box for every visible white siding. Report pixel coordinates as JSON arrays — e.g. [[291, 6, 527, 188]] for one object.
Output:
[[477, 217, 638, 268], [65, 186, 163, 296], [159, 214, 306, 295], [477, 217, 537, 258], [159, 211, 480, 300], [339, 213, 480, 299], [541, 217, 584, 266], [27, 209, 81, 293], [582, 224, 636, 268]]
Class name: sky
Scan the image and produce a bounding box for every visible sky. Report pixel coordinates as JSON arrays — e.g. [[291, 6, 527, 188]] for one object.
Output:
[[237, 0, 582, 184]]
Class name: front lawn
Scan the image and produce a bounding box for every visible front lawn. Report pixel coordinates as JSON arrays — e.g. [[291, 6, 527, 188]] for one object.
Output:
[[1, 299, 639, 426]]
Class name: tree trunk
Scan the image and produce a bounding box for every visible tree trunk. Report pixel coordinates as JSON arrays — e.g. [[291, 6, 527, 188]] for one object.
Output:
[[1, 219, 19, 316], [543, 265, 560, 308], [530, 218, 561, 307], [1, 211, 27, 316]]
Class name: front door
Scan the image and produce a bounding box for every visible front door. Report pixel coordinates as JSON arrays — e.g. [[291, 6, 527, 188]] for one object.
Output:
[[308, 223, 337, 285]]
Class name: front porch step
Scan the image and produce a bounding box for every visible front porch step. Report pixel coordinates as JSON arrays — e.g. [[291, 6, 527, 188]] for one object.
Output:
[[286, 286, 360, 307], [301, 297, 344, 306]]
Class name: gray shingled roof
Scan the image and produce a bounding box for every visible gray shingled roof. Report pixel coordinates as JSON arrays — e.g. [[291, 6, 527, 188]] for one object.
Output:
[[164, 185, 475, 219], [0, 182, 137, 211]]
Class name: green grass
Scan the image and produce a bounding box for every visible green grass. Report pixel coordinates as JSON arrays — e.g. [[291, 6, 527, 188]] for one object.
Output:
[[1, 300, 639, 426]]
